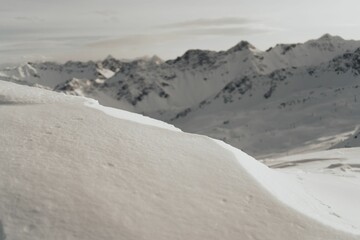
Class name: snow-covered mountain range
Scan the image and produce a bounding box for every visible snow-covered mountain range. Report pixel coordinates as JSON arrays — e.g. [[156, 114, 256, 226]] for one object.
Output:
[[2, 34, 360, 157]]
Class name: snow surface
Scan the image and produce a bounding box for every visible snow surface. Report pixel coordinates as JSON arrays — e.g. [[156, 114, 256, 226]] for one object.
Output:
[[264, 148, 360, 232], [0, 80, 359, 239], [85, 99, 181, 132], [216, 140, 360, 234]]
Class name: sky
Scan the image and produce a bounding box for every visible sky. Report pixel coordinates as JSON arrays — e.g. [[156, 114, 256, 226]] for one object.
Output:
[[2, 0, 360, 64]]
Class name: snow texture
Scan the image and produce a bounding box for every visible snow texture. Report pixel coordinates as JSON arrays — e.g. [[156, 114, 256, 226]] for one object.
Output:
[[0, 80, 359, 240]]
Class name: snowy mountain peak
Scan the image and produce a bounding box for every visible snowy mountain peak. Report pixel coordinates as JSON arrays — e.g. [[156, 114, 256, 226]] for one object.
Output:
[[166, 49, 218, 67], [227, 40, 257, 53], [305, 34, 350, 52], [317, 33, 344, 42], [105, 54, 115, 60], [149, 55, 164, 64], [270, 43, 300, 55]]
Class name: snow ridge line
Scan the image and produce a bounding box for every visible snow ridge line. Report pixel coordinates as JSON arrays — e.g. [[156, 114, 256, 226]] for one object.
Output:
[[84, 99, 181, 132]]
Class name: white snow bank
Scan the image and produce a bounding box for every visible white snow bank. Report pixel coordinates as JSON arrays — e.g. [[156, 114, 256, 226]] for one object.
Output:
[[0, 80, 358, 240], [85, 98, 181, 132], [0, 80, 82, 104], [0, 80, 180, 132]]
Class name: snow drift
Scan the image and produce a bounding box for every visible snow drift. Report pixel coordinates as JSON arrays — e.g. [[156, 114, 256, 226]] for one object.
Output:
[[0, 80, 359, 240]]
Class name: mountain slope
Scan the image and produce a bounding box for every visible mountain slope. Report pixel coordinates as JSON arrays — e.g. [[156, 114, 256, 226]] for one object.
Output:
[[331, 127, 360, 149], [0, 80, 359, 239], [173, 47, 360, 157]]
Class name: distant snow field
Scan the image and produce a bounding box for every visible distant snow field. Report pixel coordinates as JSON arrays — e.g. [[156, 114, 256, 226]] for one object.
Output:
[[0, 80, 359, 240]]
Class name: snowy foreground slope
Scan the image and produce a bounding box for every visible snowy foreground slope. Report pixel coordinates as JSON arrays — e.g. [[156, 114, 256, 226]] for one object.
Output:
[[0, 80, 359, 240]]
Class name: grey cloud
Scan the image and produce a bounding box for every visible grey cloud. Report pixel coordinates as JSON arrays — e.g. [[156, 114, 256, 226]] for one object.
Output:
[[154, 17, 270, 37], [179, 27, 270, 36], [160, 17, 255, 29], [93, 10, 118, 16], [0, 28, 39, 41], [86, 34, 182, 49], [0, 8, 12, 13], [36, 35, 108, 43], [0, 27, 62, 42], [92, 10, 120, 22], [14, 16, 44, 22], [86, 26, 269, 50]]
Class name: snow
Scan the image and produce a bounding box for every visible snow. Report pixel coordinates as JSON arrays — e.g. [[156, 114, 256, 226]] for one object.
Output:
[[216, 140, 360, 234], [0, 80, 359, 239], [331, 127, 360, 148], [85, 98, 181, 132], [264, 148, 360, 232], [96, 68, 115, 79], [0, 61, 99, 89]]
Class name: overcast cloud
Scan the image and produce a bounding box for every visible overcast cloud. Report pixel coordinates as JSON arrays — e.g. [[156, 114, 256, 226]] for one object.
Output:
[[1, 0, 360, 64], [160, 17, 254, 28]]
